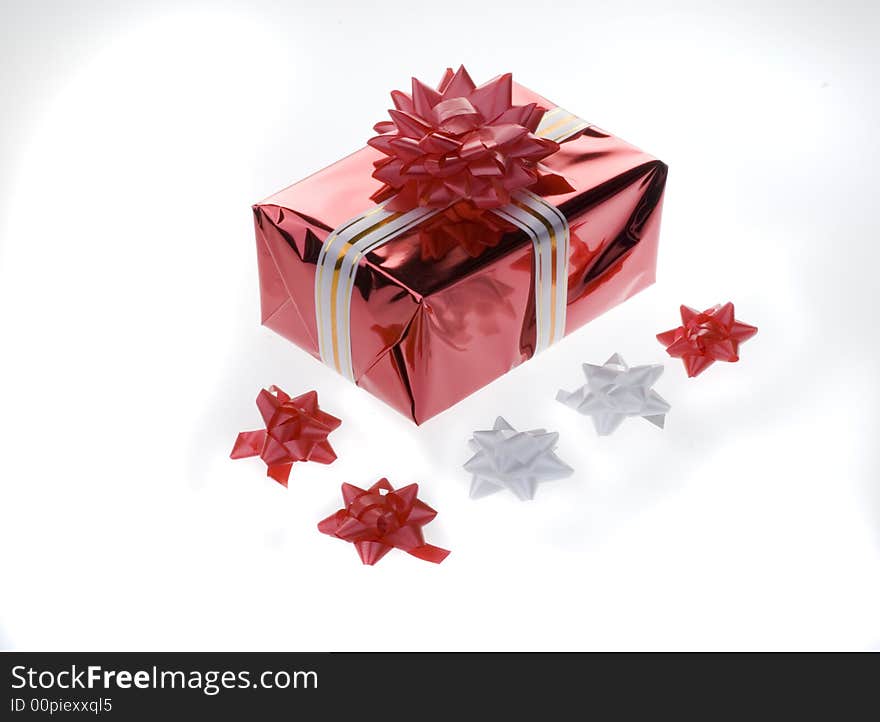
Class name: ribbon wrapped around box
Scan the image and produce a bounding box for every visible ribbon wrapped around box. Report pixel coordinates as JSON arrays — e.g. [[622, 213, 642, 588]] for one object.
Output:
[[253, 67, 667, 424]]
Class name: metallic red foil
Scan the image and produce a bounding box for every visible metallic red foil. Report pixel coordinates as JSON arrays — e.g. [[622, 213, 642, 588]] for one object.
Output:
[[253, 82, 667, 424]]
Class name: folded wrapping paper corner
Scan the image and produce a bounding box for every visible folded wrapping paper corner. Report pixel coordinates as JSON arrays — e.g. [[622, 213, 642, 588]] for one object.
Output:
[[318, 478, 450, 565], [231, 386, 341, 485]]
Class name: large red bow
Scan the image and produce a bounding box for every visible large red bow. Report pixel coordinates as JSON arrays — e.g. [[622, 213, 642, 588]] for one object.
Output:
[[368, 66, 574, 212], [318, 479, 450, 565], [657, 303, 758, 377], [231, 386, 341, 485]]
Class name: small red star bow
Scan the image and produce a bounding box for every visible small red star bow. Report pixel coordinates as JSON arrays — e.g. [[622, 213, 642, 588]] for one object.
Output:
[[231, 386, 341, 486], [657, 303, 758, 377], [318, 479, 450, 565]]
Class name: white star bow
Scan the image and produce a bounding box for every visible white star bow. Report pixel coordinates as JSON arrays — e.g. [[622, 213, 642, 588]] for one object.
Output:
[[464, 417, 573, 500], [556, 353, 671, 435]]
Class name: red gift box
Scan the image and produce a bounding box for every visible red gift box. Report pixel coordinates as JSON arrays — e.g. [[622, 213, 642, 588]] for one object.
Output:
[[252, 72, 667, 424]]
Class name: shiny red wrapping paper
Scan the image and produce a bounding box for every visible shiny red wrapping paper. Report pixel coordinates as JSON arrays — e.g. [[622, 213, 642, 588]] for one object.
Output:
[[253, 82, 667, 424]]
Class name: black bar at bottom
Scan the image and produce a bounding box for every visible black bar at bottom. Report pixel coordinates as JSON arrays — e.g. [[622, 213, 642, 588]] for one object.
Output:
[[1, 651, 877, 718]]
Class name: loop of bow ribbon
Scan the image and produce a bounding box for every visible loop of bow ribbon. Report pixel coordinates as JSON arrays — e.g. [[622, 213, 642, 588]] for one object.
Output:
[[657, 303, 758, 377], [230, 386, 341, 486], [318, 479, 450, 565], [368, 65, 575, 214]]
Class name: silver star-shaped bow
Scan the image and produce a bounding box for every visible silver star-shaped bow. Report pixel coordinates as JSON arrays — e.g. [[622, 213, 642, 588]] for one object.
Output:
[[464, 417, 573, 500], [556, 353, 671, 435]]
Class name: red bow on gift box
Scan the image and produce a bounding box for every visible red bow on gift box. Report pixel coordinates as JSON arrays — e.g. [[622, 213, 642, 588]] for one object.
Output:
[[369, 65, 574, 212], [231, 386, 341, 485], [318, 479, 450, 565]]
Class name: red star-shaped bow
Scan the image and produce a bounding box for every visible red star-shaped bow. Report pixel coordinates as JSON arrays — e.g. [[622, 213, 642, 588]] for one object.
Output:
[[657, 303, 758, 377], [231, 386, 341, 486], [318, 479, 450, 565], [368, 66, 574, 212]]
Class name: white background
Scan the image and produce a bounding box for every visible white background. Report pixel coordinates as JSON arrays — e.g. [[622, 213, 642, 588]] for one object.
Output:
[[1, 0, 878, 651]]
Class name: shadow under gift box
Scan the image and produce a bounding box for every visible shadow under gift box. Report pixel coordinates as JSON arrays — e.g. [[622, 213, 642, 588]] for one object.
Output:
[[253, 82, 667, 424]]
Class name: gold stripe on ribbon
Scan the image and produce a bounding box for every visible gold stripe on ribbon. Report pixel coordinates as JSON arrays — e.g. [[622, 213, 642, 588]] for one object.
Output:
[[315, 204, 389, 365], [495, 189, 569, 353], [513, 199, 559, 345], [536, 104, 591, 143], [327, 212, 403, 371]]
